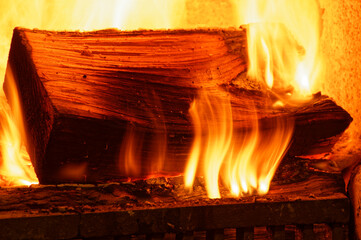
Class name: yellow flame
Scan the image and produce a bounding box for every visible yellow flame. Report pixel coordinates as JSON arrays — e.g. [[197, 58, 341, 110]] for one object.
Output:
[[0, 0, 191, 82], [185, 0, 318, 197], [0, 67, 38, 186], [184, 101, 202, 188], [0, 0, 322, 187], [185, 90, 293, 198], [235, 0, 323, 96], [119, 125, 143, 177], [0, 0, 186, 186]]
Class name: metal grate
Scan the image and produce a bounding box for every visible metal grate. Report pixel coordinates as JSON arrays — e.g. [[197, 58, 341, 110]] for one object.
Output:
[[0, 193, 349, 240]]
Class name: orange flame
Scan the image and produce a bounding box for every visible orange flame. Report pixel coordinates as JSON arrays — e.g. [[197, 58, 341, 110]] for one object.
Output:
[[184, 91, 233, 198], [0, 0, 185, 186], [236, 0, 323, 96], [184, 91, 293, 198], [0, 0, 322, 188], [185, 0, 322, 197], [118, 90, 167, 178], [120, 125, 143, 178], [0, 66, 38, 186]]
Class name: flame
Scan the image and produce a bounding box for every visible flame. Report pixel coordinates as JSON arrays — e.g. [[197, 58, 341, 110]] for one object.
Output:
[[184, 91, 233, 198], [0, 66, 38, 186], [0, 0, 321, 188], [185, 0, 321, 197], [0, 0, 190, 81], [185, 90, 293, 198], [0, 0, 185, 186], [119, 90, 167, 178], [184, 0, 321, 197], [120, 125, 143, 177], [235, 0, 323, 96]]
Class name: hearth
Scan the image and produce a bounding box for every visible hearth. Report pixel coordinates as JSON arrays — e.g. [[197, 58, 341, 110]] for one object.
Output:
[[0, 0, 360, 239], [0, 173, 350, 239]]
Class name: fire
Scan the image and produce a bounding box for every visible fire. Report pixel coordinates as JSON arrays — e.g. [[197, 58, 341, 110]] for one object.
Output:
[[184, 91, 233, 198], [236, 0, 323, 96], [0, 66, 38, 186], [184, 91, 293, 198], [0, 0, 186, 186], [118, 89, 167, 178], [185, 0, 322, 197], [0, 0, 322, 190], [120, 125, 143, 178]]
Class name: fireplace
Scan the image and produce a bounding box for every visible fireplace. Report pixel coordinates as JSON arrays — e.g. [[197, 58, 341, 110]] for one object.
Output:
[[0, 0, 359, 239], [319, 1, 361, 239]]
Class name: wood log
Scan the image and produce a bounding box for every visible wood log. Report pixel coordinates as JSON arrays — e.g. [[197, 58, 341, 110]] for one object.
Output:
[[4, 27, 352, 184], [0, 170, 346, 212]]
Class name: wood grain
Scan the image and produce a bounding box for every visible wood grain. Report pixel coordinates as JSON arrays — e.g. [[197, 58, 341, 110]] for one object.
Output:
[[5, 27, 352, 183]]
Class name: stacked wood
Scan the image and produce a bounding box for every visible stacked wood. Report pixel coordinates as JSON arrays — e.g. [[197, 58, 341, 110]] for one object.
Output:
[[4, 27, 352, 184]]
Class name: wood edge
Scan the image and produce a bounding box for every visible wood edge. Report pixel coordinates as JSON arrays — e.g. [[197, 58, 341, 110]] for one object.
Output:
[[14, 26, 247, 36], [5, 27, 56, 180]]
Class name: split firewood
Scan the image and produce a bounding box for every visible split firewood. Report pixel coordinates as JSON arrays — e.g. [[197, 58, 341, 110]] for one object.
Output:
[[4, 27, 352, 183]]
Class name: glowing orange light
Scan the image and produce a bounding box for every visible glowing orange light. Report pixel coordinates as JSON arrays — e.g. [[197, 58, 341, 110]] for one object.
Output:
[[0, 67, 38, 186], [0, 0, 187, 186], [184, 91, 294, 198], [0, 0, 322, 189], [235, 0, 323, 96]]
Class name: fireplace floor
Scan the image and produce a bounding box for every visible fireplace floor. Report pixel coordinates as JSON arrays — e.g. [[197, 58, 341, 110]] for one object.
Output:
[[0, 166, 349, 240]]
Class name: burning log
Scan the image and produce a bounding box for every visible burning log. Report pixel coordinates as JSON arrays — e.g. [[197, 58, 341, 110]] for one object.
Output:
[[5, 27, 352, 184]]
